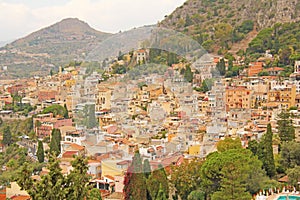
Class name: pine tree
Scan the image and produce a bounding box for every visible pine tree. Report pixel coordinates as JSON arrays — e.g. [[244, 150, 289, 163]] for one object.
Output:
[[124, 152, 147, 200], [37, 140, 44, 163], [2, 126, 12, 146], [65, 156, 91, 200], [258, 124, 276, 177]]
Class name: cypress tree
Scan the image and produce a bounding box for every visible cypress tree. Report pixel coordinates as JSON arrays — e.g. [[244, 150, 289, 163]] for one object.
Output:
[[146, 164, 169, 199], [2, 126, 12, 146], [156, 183, 167, 200], [258, 124, 276, 177], [143, 159, 151, 179], [124, 152, 147, 200], [278, 111, 295, 142], [216, 59, 226, 76], [37, 140, 44, 163], [50, 128, 61, 156], [63, 104, 69, 119], [184, 65, 193, 83]]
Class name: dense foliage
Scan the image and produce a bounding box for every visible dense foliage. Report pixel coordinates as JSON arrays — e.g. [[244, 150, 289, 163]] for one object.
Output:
[[17, 155, 92, 200]]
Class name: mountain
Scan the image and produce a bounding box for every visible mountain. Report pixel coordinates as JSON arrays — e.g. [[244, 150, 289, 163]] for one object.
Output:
[[0, 18, 111, 78], [159, 0, 300, 54]]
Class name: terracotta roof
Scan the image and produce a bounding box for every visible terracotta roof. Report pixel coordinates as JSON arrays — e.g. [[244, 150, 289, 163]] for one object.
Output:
[[266, 67, 284, 71], [117, 160, 131, 165], [88, 159, 100, 164], [69, 143, 85, 151], [104, 175, 115, 181], [10, 195, 31, 200], [278, 175, 288, 182], [62, 150, 78, 158]]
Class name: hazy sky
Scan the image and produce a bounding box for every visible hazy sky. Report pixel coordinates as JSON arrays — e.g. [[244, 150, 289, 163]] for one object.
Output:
[[0, 0, 186, 42]]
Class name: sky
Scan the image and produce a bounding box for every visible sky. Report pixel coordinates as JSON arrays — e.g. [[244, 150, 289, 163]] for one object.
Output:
[[0, 0, 186, 42]]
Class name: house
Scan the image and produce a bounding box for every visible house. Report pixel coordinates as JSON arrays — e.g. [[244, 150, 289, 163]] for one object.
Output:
[[294, 60, 300, 73], [267, 85, 296, 109], [266, 67, 284, 76], [135, 49, 147, 64], [88, 160, 101, 178], [248, 62, 264, 76], [61, 142, 86, 156], [38, 90, 57, 102], [226, 86, 252, 111], [101, 159, 124, 177], [33, 113, 73, 137], [7, 84, 26, 96], [5, 182, 30, 199]]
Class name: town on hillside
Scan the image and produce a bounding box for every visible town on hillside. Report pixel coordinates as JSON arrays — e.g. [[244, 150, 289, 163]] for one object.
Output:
[[1, 43, 300, 199]]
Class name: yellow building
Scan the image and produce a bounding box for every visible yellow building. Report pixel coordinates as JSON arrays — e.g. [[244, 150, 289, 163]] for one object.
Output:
[[64, 79, 76, 88], [226, 86, 252, 111], [198, 98, 209, 114], [188, 145, 201, 156], [101, 160, 124, 177], [267, 85, 296, 109]]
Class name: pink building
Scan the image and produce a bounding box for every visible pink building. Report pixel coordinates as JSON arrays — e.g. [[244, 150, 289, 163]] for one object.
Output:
[[33, 113, 72, 137]]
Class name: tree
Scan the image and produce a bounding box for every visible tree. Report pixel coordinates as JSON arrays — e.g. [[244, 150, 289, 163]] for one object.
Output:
[[147, 165, 169, 200], [198, 79, 214, 92], [184, 65, 193, 83], [88, 188, 102, 200], [65, 156, 91, 200], [37, 140, 44, 163], [187, 190, 205, 200], [287, 166, 300, 190], [171, 159, 202, 200], [280, 141, 300, 169], [156, 183, 167, 200], [42, 104, 68, 118], [216, 137, 242, 152], [143, 159, 151, 179], [216, 59, 226, 76], [2, 126, 12, 146], [17, 154, 93, 200], [247, 140, 259, 155], [201, 149, 265, 199], [277, 111, 295, 142], [17, 154, 66, 199], [185, 14, 193, 27], [50, 128, 61, 156], [258, 124, 276, 177], [84, 104, 97, 129], [124, 152, 147, 200], [63, 104, 69, 119]]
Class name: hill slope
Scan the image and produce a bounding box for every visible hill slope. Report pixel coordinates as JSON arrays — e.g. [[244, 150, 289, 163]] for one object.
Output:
[[160, 0, 300, 54], [0, 18, 111, 78]]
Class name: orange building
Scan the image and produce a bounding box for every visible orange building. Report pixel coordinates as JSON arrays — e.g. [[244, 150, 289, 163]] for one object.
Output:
[[248, 62, 264, 76], [267, 86, 296, 109], [226, 86, 252, 111]]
